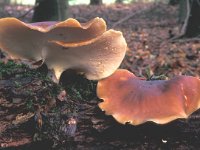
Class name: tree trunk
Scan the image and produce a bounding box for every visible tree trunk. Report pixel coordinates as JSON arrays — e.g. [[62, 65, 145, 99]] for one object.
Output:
[[168, 0, 179, 5], [90, 0, 102, 5], [184, 0, 200, 37], [32, 0, 59, 22], [0, 0, 9, 17], [177, 0, 200, 38], [3, 0, 10, 4], [115, 0, 123, 3], [32, 0, 69, 22], [178, 0, 187, 24], [57, 0, 69, 21], [0, 0, 10, 7]]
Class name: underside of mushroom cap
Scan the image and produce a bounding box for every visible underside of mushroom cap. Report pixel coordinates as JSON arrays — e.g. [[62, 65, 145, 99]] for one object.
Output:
[[45, 29, 127, 81], [0, 17, 126, 82], [31, 17, 107, 44], [46, 17, 107, 43], [0, 18, 44, 61], [97, 69, 200, 125]]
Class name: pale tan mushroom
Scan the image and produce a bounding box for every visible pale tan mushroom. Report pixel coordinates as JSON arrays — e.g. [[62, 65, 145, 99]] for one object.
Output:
[[97, 69, 200, 125], [0, 17, 127, 82], [0, 18, 44, 61], [45, 29, 127, 81], [0, 17, 106, 62]]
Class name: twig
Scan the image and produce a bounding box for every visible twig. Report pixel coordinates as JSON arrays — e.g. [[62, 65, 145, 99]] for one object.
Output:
[[17, 4, 38, 19], [112, 4, 155, 28], [170, 37, 200, 43]]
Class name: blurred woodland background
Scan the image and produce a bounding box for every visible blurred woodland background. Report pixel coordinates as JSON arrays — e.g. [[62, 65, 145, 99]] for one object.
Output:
[[0, 0, 200, 149]]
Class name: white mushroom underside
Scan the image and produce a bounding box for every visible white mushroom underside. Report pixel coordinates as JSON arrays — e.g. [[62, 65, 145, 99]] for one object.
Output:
[[45, 29, 127, 80]]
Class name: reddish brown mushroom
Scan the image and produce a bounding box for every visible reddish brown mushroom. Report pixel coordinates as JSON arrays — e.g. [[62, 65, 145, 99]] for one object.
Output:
[[97, 69, 200, 125]]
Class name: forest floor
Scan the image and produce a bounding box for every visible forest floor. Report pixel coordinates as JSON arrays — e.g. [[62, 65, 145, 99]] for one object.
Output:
[[0, 2, 200, 150]]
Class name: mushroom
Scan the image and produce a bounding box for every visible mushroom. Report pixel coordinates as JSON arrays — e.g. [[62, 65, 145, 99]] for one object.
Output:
[[45, 29, 127, 81], [97, 69, 200, 125], [0, 17, 106, 63], [0, 17, 127, 82]]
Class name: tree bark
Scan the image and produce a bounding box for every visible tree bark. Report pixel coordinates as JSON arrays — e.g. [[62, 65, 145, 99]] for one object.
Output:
[[32, 0, 69, 22], [90, 0, 103, 5], [168, 0, 179, 5], [184, 0, 200, 37], [115, 0, 123, 3], [57, 0, 69, 21], [175, 0, 200, 38], [32, 0, 59, 22], [178, 0, 187, 24], [3, 0, 10, 4]]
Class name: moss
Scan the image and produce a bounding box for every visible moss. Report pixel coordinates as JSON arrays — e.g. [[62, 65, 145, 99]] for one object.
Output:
[[26, 99, 34, 111], [0, 60, 97, 103], [64, 77, 97, 101], [0, 60, 26, 79]]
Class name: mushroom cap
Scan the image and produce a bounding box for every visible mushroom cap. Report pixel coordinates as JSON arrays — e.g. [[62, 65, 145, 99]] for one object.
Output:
[[45, 29, 127, 81], [0, 17, 126, 81], [0, 17, 106, 61], [0, 18, 44, 61], [97, 69, 200, 125]]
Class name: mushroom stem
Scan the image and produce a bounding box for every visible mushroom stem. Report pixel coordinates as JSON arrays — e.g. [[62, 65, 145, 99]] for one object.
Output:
[[0, 17, 127, 82]]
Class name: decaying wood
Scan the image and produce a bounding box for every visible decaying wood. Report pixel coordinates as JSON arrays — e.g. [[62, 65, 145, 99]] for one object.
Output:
[[2, 92, 200, 149], [170, 37, 200, 43]]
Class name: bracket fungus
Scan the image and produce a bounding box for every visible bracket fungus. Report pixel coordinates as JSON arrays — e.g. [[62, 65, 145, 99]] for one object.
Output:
[[0, 17, 127, 81], [97, 69, 200, 125]]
